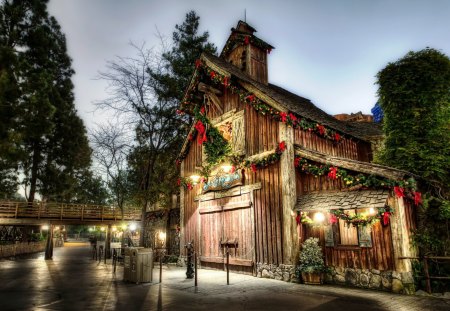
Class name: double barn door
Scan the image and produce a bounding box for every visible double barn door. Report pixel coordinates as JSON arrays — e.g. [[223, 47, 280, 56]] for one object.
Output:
[[198, 192, 255, 274]]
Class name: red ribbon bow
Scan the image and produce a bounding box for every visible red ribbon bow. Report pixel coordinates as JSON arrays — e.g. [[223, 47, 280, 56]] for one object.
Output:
[[194, 120, 207, 145]]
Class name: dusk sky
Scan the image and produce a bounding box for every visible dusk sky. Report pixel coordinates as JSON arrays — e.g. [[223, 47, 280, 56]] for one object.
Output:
[[47, 0, 450, 129]]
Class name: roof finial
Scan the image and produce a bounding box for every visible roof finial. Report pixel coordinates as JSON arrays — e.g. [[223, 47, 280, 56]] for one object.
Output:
[[244, 9, 246, 23]]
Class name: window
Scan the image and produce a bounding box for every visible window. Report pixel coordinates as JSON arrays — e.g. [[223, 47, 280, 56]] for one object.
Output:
[[326, 208, 373, 248], [338, 210, 358, 245]]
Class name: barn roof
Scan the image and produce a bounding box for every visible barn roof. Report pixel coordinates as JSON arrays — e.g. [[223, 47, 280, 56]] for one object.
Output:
[[201, 53, 382, 141], [295, 190, 389, 211]]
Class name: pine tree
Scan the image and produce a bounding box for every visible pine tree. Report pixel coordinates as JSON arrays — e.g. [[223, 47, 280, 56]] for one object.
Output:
[[0, 0, 92, 202]]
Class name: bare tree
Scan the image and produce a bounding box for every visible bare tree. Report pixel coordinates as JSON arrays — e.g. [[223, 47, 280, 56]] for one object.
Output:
[[95, 43, 186, 245], [91, 122, 131, 219]]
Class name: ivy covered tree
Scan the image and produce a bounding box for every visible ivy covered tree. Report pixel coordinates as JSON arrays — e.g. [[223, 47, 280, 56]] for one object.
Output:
[[376, 48, 450, 288], [0, 0, 92, 202], [376, 48, 450, 195]]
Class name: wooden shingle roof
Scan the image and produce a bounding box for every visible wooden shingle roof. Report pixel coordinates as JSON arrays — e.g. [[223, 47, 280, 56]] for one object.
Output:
[[201, 53, 382, 141], [295, 190, 389, 211]]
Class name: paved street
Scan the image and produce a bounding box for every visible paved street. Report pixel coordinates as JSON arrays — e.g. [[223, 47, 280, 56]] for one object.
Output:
[[0, 243, 448, 311]]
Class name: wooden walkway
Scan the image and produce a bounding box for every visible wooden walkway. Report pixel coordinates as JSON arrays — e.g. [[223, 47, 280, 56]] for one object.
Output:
[[0, 201, 141, 224]]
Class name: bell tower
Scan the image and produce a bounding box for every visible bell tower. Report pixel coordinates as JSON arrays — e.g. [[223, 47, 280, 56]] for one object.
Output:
[[220, 21, 274, 85]]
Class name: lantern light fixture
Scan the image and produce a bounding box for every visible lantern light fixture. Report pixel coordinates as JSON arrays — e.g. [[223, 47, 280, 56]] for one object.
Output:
[[221, 164, 234, 173], [313, 212, 325, 223], [190, 175, 201, 184]]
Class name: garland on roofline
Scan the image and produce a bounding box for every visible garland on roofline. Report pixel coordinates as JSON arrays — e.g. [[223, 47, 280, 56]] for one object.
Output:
[[176, 58, 343, 159], [297, 204, 395, 228], [221, 33, 273, 56], [294, 156, 423, 206]]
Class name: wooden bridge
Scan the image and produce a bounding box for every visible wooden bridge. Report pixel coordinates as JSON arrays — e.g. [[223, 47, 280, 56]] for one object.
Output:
[[0, 201, 141, 225]]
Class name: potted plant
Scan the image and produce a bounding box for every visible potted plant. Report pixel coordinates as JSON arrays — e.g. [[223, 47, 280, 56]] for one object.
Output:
[[298, 237, 325, 285]]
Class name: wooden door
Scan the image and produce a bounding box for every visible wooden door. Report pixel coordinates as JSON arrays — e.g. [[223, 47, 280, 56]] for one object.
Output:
[[198, 192, 255, 274]]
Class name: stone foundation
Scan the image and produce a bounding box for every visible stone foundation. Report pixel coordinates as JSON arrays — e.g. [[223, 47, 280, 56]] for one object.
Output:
[[0, 241, 46, 258], [256, 263, 415, 294], [256, 263, 299, 283], [325, 267, 415, 294]]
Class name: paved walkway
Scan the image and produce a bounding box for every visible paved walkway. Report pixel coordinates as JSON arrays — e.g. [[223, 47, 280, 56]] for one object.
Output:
[[0, 243, 448, 311]]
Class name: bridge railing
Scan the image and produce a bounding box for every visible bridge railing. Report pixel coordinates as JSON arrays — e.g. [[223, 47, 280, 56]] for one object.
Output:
[[0, 201, 141, 221]]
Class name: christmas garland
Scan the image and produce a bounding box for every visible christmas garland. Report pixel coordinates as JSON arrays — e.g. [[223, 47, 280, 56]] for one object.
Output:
[[294, 156, 421, 197], [220, 33, 273, 57], [178, 59, 343, 146], [297, 205, 395, 228], [243, 141, 286, 172], [329, 205, 394, 227]]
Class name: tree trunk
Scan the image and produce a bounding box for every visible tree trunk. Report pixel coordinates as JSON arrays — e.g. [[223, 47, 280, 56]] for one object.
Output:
[[28, 144, 41, 204]]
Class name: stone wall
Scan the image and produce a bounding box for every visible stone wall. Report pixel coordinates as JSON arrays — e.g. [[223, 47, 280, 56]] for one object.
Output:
[[326, 266, 415, 294], [256, 263, 415, 294], [0, 241, 46, 258], [256, 263, 299, 283]]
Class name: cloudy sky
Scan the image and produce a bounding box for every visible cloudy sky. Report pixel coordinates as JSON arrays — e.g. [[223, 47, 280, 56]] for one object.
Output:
[[47, 0, 450, 129]]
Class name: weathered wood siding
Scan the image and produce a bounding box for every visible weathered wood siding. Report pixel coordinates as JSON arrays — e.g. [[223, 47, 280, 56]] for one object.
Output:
[[249, 45, 268, 84], [182, 93, 284, 269], [294, 128, 372, 162]]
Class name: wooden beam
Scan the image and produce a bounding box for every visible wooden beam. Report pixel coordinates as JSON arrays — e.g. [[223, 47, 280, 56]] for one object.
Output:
[[279, 122, 298, 265]]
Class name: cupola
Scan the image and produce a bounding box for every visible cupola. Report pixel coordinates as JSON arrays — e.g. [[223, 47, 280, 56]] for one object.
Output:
[[220, 21, 274, 85]]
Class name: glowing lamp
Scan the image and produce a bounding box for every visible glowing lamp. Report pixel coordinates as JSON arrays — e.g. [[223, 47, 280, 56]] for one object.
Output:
[[158, 231, 166, 241], [129, 223, 137, 231], [100, 227, 106, 232], [121, 224, 127, 230], [112, 226, 117, 232], [41, 225, 49, 231], [368, 207, 376, 215], [313, 212, 325, 223], [190, 175, 201, 184]]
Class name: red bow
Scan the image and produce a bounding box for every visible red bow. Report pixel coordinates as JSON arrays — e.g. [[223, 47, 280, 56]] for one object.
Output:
[[278, 141, 286, 153], [329, 214, 338, 224], [250, 163, 257, 172], [296, 214, 301, 225], [289, 113, 297, 123], [317, 124, 326, 136], [244, 36, 250, 45], [383, 212, 390, 225], [195, 59, 202, 68], [194, 120, 207, 145], [334, 133, 341, 141], [414, 192, 422, 206], [246, 94, 255, 102], [393, 186, 404, 198], [280, 112, 287, 123], [222, 76, 229, 88], [210, 71, 216, 79], [294, 157, 301, 167], [328, 167, 337, 179]]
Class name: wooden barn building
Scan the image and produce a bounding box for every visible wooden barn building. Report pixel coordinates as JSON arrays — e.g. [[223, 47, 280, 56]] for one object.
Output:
[[177, 21, 420, 293]]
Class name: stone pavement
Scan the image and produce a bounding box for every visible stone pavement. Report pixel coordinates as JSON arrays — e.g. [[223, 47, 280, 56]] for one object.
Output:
[[0, 243, 448, 311]]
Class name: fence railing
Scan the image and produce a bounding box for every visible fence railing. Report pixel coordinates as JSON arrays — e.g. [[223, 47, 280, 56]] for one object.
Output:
[[0, 201, 141, 221], [399, 256, 450, 293]]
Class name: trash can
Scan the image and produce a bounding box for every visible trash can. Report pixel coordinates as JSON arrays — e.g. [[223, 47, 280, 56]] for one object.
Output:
[[123, 247, 153, 283]]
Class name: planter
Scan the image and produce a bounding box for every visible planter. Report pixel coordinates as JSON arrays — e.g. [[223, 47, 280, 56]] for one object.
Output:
[[302, 272, 322, 285]]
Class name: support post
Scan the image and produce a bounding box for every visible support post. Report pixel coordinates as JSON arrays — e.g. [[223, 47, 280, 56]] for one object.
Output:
[[45, 224, 53, 260], [226, 248, 230, 285], [423, 257, 431, 294], [194, 251, 198, 287], [105, 224, 111, 259], [279, 123, 298, 264]]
